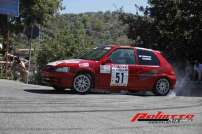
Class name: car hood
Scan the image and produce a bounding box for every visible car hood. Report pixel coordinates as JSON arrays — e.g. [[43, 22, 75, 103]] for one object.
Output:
[[47, 59, 97, 67]]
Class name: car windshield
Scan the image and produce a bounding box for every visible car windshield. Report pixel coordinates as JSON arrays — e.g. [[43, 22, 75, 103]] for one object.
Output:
[[78, 46, 111, 61]]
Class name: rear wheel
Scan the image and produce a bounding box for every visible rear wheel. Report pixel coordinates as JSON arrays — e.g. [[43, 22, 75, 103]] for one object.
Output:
[[73, 74, 92, 94], [153, 78, 170, 96]]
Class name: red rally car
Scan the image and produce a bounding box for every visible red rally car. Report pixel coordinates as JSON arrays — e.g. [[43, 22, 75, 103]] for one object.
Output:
[[41, 45, 176, 96]]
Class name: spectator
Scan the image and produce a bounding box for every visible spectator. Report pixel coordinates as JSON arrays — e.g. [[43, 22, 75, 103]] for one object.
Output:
[[184, 60, 193, 80], [194, 60, 202, 81], [13, 56, 28, 82], [7, 53, 28, 83], [199, 63, 202, 80]]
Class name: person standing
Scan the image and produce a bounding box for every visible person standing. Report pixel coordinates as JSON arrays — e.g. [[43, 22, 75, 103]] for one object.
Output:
[[199, 63, 202, 81], [194, 60, 201, 81], [184, 60, 193, 80], [8, 53, 28, 83], [14, 57, 28, 82]]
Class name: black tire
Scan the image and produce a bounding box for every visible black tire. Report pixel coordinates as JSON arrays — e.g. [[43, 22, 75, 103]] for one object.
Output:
[[73, 74, 92, 94], [153, 78, 170, 96], [53, 86, 65, 91]]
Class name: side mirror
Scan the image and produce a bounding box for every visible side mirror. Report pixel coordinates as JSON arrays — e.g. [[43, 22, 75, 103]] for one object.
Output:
[[103, 59, 112, 64]]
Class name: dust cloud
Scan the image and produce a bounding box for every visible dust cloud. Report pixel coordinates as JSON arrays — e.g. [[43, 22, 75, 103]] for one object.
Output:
[[170, 66, 202, 97]]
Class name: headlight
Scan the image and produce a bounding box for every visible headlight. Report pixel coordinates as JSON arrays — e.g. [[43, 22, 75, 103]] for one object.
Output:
[[55, 67, 70, 73]]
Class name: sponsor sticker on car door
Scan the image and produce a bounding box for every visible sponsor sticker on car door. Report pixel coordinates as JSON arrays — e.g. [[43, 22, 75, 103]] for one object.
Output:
[[100, 65, 111, 74], [110, 64, 128, 86]]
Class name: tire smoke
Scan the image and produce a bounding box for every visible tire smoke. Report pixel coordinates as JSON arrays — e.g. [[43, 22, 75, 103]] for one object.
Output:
[[171, 67, 202, 97]]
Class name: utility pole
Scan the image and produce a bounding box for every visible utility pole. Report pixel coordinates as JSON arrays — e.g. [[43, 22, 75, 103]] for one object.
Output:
[[27, 24, 33, 84]]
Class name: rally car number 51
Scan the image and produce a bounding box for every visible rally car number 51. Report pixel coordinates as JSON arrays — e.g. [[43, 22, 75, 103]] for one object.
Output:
[[41, 45, 176, 96], [111, 65, 128, 86]]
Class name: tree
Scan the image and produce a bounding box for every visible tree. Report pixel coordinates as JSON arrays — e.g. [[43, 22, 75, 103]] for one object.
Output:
[[148, 0, 202, 61], [32, 12, 134, 84], [0, 0, 62, 80], [1, 11, 134, 83], [15, 0, 62, 30], [0, 0, 62, 51], [119, 12, 159, 48], [119, 0, 202, 62]]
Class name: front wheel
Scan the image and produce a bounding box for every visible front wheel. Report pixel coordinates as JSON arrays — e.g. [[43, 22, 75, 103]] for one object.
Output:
[[73, 74, 92, 94], [153, 78, 170, 96]]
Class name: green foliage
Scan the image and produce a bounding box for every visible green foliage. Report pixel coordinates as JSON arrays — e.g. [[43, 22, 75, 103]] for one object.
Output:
[[0, 0, 62, 81], [62, 12, 133, 45], [120, 0, 202, 62], [31, 12, 132, 84], [9, 0, 62, 34], [149, 0, 202, 61], [120, 13, 158, 48], [35, 12, 132, 68]]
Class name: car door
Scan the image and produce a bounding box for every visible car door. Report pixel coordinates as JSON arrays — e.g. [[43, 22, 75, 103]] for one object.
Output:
[[98, 48, 137, 90], [133, 49, 161, 90]]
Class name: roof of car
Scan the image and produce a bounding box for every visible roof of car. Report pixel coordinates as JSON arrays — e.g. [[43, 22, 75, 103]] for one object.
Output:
[[107, 44, 159, 52]]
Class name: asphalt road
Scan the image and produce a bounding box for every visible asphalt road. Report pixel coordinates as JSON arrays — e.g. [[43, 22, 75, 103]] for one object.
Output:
[[0, 79, 201, 134]]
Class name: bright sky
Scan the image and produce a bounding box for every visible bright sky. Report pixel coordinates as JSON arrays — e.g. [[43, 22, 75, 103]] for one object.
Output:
[[62, 0, 148, 14]]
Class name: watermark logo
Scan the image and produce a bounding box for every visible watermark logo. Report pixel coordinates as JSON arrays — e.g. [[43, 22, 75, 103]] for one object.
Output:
[[131, 111, 194, 124]]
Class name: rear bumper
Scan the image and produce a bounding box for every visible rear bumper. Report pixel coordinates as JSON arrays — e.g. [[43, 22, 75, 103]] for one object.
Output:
[[168, 75, 176, 89], [41, 71, 74, 88]]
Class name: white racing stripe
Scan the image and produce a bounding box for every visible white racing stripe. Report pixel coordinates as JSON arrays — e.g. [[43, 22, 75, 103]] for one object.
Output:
[[48, 59, 81, 66]]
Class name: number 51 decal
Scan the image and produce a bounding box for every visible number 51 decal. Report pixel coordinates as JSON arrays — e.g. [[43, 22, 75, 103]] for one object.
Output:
[[110, 65, 128, 86]]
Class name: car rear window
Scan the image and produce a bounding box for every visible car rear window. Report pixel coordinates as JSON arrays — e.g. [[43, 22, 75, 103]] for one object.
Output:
[[137, 49, 160, 66]]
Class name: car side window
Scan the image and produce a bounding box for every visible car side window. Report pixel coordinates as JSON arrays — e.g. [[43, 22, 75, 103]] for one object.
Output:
[[109, 48, 135, 64], [137, 49, 160, 66]]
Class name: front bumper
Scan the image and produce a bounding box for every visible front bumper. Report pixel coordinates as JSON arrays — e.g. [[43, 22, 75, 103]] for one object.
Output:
[[41, 71, 74, 88]]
